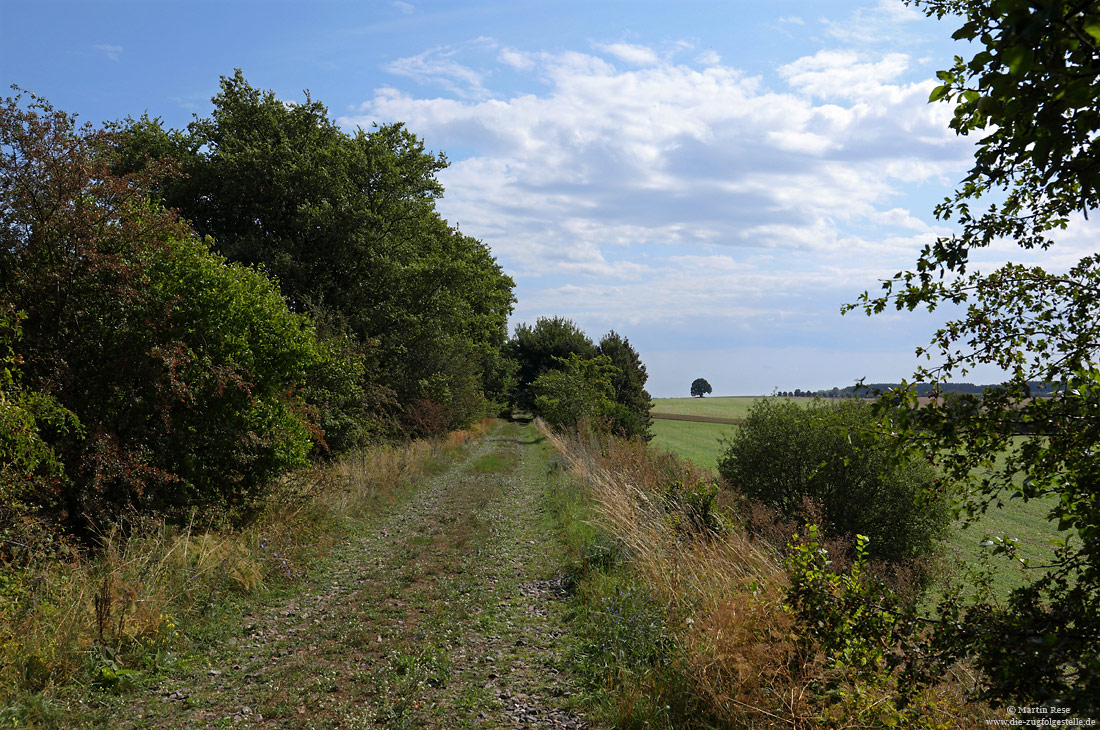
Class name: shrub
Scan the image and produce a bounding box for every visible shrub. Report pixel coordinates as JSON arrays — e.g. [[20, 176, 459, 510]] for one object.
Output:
[[717, 398, 949, 565], [0, 307, 81, 553], [531, 353, 619, 430], [0, 91, 347, 535]]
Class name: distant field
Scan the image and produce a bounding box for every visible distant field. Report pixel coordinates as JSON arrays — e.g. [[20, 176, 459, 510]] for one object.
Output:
[[650, 397, 1063, 596], [652, 395, 816, 420]]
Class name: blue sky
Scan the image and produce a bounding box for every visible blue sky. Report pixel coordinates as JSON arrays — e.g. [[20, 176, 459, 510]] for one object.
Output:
[[4, 1, 1091, 396]]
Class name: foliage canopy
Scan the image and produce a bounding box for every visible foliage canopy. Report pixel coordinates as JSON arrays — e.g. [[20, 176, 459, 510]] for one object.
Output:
[[530, 353, 619, 432], [0, 90, 346, 535], [114, 71, 515, 434], [846, 0, 1100, 710], [690, 378, 712, 398], [597, 331, 653, 441]]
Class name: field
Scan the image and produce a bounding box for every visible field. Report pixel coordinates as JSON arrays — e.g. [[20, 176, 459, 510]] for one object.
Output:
[[652, 394, 803, 419], [650, 396, 1063, 595], [650, 418, 737, 472]]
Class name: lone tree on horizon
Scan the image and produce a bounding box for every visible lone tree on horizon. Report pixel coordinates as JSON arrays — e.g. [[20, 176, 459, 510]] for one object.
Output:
[[690, 378, 712, 397]]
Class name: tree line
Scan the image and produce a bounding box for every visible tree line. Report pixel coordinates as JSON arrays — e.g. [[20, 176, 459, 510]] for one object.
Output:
[[775, 381, 1059, 399], [0, 74, 653, 546]]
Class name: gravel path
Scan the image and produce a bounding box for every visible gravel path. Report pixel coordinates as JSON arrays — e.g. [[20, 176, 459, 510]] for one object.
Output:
[[108, 420, 592, 729]]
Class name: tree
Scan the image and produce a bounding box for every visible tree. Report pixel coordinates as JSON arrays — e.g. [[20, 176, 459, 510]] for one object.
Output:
[[507, 317, 595, 412], [717, 398, 948, 566], [530, 353, 618, 431], [597, 331, 653, 441], [690, 378, 712, 397], [0, 90, 335, 536], [113, 72, 515, 433], [847, 1, 1100, 711]]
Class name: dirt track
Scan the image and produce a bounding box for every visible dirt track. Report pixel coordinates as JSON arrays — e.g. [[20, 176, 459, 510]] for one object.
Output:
[[102, 421, 592, 729]]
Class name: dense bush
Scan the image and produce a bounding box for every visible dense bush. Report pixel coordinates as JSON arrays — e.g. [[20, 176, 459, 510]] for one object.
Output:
[[530, 353, 618, 431], [0, 91, 353, 536], [509, 320, 653, 440], [717, 398, 949, 565], [0, 307, 81, 546]]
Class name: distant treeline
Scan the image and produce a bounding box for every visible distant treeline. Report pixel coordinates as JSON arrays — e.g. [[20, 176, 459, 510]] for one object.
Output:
[[776, 381, 1058, 398]]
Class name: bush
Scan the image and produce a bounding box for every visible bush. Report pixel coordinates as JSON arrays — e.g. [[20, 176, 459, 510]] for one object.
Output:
[[717, 398, 948, 565], [530, 353, 618, 430], [0, 92, 346, 535]]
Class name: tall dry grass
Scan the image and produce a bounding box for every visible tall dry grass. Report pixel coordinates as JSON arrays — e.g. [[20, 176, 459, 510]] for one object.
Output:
[[0, 421, 487, 708], [543, 421, 982, 728]]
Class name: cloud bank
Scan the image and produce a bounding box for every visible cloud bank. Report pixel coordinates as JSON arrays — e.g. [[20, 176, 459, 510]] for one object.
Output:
[[340, 32, 977, 393]]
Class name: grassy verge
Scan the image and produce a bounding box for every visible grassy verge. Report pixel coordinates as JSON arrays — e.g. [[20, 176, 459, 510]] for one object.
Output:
[[542, 422, 987, 728], [540, 431, 707, 728], [0, 423, 488, 728]]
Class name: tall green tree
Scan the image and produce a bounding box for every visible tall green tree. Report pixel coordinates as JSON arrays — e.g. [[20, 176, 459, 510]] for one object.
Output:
[[597, 331, 653, 441], [848, 0, 1100, 711], [507, 317, 596, 412], [530, 353, 618, 431], [114, 71, 515, 432]]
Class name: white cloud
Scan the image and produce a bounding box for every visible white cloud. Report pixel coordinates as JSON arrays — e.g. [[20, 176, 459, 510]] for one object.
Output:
[[779, 50, 911, 100], [697, 50, 721, 66], [498, 48, 534, 71], [595, 42, 661, 67], [385, 38, 497, 99], [392, 1, 414, 14], [341, 39, 976, 374], [824, 0, 923, 44], [94, 44, 123, 61]]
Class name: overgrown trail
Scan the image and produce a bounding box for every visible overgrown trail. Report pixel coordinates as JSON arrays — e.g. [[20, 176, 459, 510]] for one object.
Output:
[[109, 421, 592, 729]]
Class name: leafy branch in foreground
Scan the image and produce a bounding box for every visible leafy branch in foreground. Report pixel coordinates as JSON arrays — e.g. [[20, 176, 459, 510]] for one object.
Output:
[[847, 0, 1100, 712]]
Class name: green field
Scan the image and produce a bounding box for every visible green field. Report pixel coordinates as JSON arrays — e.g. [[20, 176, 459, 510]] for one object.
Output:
[[654, 395, 767, 419], [653, 395, 820, 420], [650, 396, 1063, 595], [651, 418, 738, 472]]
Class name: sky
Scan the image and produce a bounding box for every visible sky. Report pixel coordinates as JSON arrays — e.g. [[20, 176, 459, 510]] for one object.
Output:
[[3, 0, 1092, 396]]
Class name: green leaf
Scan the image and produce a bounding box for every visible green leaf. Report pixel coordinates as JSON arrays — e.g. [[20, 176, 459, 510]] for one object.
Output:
[[1084, 20, 1100, 44], [1001, 46, 1033, 76]]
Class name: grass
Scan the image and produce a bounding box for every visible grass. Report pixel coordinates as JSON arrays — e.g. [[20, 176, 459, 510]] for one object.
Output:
[[941, 492, 1061, 597], [543, 423, 983, 727], [650, 419, 737, 472], [0, 422, 490, 727]]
